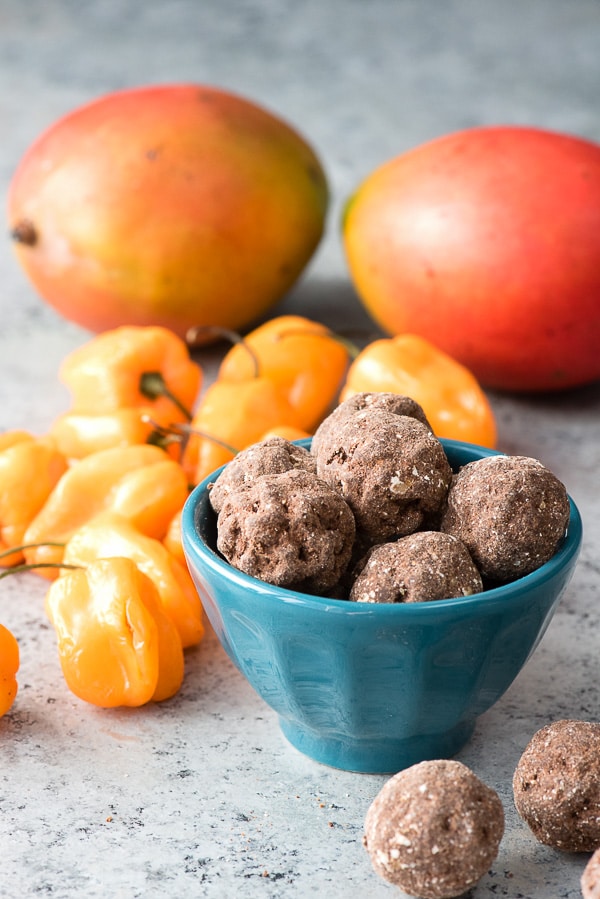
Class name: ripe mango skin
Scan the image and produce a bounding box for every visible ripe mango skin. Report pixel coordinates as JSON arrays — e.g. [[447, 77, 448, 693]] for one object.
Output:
[[8, 84, 329, 337], [343, 126, 600, 392]]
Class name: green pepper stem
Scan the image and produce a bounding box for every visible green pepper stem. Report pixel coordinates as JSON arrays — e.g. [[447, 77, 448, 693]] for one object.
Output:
[[0, 541, 66, 561], [140, 416, 239, 457], [171, 422, 240, 456], [139, 371, 193, 421]]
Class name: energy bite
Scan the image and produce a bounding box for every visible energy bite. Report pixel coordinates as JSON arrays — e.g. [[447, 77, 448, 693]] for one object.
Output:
[[349, 531, 483, 604], [440, 454, 570, 582], [364, 759, 504, 899], [314, 409, 452, 545], [311, 391, 431, 458], [208, 436, 316, 514], [513, 719, 600, 852], [216, 468, 355, 594], [582, 847, 600, 899]]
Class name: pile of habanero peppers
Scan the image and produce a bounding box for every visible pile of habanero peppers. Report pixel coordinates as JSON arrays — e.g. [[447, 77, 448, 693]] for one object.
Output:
[[0, 316, 496, 716]]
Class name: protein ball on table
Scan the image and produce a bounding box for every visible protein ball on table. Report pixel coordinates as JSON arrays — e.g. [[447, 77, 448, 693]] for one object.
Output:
[[582, 847, 600, 899], [440, 455, 570, 582], [315, 409, 452, 545], [364, 759, 504, 899], [311, 391, 431, 458], [349, 531, 483, 604], [216, 468, 355, 594], [208, 436, 316, 514], [513, 719, 600, 852]]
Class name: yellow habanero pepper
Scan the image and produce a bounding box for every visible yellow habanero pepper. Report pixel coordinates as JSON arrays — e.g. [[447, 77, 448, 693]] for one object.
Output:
[[181, 377, 303, 486], [163, 510, 185, 567], [23, 444, 189, 578], [58, 325, 202, 425], [340, 334, 497, 448], [63, 512, 204, 649], [45, 557, 184, 707], [0, 431, 68, 567], [0, 623, 19, 716], [50, 408, 158, 461], [214, 315, 350, 431]]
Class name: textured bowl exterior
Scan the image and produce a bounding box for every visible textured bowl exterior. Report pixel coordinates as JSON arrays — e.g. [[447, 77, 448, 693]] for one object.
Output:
[[182, 439, 582, 773]]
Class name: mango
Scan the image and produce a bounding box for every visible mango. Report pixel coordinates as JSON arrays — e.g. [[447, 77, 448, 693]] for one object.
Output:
[[343, 126, 600, 391], [8, 84, 328, 336]]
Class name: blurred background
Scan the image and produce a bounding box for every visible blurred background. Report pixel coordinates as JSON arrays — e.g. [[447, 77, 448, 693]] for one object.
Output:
[[2, 0, 599, 331]]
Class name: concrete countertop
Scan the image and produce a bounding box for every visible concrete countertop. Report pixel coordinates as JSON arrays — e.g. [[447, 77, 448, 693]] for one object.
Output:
[[1, 2, 599, 897]]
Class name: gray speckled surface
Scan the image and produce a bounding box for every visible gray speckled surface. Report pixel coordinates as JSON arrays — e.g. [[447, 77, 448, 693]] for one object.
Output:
[[1, 2, 599, 896]]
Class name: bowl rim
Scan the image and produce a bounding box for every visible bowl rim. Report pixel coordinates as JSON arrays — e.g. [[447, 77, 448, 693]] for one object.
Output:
[[181, 437, 583, 619]]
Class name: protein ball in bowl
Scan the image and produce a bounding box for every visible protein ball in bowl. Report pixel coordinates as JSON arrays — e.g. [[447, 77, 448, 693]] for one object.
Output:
[[349, 531, 483, 604], [513, 719, 600, 852], [315, 409, 452, 545], [311, 391, 432, 458], [582, 847, 600, 899], [208, 435, 316, 514], [364, 759, 504, 899], [440, 454, 570, 582], [216, 468, 355, 594]]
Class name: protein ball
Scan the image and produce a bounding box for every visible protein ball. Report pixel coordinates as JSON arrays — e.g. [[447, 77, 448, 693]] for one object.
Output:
[[311, 391, 431, 458], [513, 719, 600, 852], [208, 436, 316, 514], [349, 532, 483, 604], [582, 847, 600, 899], [364, 759, 504, 899], [216, 468, 355, 594], [315, 409, 452, 544], [440, 454, 570, 582]]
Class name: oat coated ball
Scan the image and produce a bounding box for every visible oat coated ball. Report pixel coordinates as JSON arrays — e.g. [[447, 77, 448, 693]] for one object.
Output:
[[314, 409, 452, 545], [513, 719, 600, 852], [440, 454, 570, 582], [582, 847, 600, 899], [311, 391, 431, 458], [349, 531, 483, 604], [216, 468, 355, 594], [363, 759, 504, 899], [208, 436, 316, 513]]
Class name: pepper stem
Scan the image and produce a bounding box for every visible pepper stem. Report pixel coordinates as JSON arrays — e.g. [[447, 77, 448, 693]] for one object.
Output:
[[139, 371, 193, 421], [0, 541, 66, 561], [171, 422, 240, 456], [141, 416, 240, 457], [185, 325, 261, 379]]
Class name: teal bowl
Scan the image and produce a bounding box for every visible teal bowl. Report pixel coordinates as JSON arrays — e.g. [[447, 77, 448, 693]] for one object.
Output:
[[181, 439, 582, 774]]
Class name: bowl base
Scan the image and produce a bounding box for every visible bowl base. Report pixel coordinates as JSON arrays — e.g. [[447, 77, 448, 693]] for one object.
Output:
[[278, 718, 476, 774]]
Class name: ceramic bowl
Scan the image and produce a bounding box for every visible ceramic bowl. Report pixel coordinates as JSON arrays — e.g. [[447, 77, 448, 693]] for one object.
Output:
[[181, 439, 582, 774]]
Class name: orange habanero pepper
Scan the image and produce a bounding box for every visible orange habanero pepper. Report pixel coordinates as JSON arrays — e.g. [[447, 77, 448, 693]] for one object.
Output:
[[0, 623, 19, 716], [214, 315, 350, 431], [53, 325, 202, 445], [23, 444, 189, 578], [63, 512, 204, 649], [45, 557, 184, 708], [0, 431, 68, 567], [181, 377, 303, 485], [340, 334, 497, 448]]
